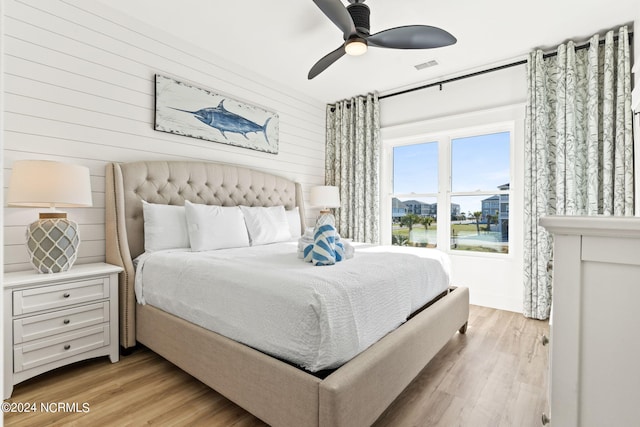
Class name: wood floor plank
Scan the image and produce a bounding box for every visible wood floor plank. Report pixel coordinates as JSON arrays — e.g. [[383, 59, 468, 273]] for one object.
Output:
[[4, 305, 548, 426]]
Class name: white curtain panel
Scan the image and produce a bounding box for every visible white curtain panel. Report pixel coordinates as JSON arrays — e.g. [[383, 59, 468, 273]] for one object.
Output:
[[325, 93, 380, 243], [524, 26, 634, 319]]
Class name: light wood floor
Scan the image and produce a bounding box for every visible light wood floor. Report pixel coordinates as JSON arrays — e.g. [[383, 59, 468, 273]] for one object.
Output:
[[4, 305, 549, 427]]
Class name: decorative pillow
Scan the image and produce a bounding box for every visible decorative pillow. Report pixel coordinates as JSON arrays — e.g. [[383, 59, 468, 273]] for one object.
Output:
[[141, 201, 190, 252], [184, 201, 250, 251], [239, 205, 292, 246], [286, 206, 302, 238]]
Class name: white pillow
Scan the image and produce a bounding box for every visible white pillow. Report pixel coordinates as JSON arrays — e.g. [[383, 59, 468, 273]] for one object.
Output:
[[286, 206, 302, 238], [141, 201, 190, 252], [184, 201, 250, 251], [240, 205, 292, 246]]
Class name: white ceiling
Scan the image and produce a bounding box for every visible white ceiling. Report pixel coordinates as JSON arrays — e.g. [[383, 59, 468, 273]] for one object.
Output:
[[102, 0, 636, 103]]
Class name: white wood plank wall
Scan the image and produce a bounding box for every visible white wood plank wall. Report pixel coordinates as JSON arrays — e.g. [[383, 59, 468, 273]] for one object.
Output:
[[2, 0, 327, 273]]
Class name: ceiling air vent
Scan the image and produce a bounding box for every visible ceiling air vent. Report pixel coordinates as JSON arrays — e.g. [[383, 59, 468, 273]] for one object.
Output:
[[414, 60, 438, 71]]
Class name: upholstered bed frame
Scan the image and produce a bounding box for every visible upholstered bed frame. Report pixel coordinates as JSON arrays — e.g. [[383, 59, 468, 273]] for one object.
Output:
[[105, 160, 469, 427]]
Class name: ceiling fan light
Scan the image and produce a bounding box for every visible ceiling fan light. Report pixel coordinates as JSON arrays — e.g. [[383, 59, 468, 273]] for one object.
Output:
[[345, 38, 367, 56]]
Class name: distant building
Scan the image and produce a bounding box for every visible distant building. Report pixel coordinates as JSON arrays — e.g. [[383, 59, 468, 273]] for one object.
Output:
[[402, 200, 424, 216], [391, 198, 460, 221], [481, 183, 509, 241], [497, 184, 509, 242], [392, 198, 406, 220], [450, 204, 461, 218], [481, 195, 499, 222]]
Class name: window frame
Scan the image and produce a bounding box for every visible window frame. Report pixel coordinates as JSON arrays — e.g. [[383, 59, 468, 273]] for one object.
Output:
[[384, 121, 515, 258]]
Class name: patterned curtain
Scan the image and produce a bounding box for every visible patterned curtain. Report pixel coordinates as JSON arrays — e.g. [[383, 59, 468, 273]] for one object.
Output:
[[524, 26, 634, 320], [325, 92, 380, 243]]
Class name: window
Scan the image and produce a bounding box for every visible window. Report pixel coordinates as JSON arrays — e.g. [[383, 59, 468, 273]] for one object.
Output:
[[390, 130, 511, 254], [450, 132, 510, 253], [392, 142, 438, 247]]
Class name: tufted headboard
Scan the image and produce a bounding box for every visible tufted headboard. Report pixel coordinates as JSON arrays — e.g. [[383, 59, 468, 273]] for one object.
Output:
[[105, 160, 306, 348]]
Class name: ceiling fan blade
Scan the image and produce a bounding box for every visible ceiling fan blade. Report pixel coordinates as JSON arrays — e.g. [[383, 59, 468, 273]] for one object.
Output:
[[308, 44, 346, 79], [312, 0, 355, 38], [367, 25, 457, 49]]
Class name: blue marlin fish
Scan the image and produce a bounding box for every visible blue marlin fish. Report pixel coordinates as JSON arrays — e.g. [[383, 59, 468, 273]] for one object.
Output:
[[171, 100, 272, 144]]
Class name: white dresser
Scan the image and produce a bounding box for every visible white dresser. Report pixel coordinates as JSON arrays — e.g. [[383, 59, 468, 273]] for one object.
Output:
[[3, 263, 122, 399], [540, 216, 640, 427]]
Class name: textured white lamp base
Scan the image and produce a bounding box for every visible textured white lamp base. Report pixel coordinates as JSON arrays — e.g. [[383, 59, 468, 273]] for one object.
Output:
[[26, 213, 80, 273]]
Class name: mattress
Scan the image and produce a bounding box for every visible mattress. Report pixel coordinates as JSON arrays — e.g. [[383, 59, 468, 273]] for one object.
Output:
[[134, 242, 450, 372]]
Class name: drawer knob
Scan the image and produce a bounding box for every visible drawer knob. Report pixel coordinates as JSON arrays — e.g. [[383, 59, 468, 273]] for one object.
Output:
[[63, 319, 70, 325], [64, 344, 71, 350], [541, 413, 550, 425], [63, 293, 70, 298], [541, 335, 549, 346]]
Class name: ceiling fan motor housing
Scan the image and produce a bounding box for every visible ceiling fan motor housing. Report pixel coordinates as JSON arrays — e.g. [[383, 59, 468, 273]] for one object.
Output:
[[347, 2, 370, 35]]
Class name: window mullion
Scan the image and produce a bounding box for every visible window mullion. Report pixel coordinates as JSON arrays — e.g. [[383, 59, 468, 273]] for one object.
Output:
[[437, 136, 451, 250]]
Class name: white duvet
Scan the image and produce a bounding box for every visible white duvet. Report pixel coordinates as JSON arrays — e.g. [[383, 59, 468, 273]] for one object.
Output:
[[134, 242, 450, 372]]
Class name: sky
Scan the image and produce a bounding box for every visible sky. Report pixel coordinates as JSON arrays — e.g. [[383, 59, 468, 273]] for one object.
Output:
[[393, 131, 510, 215]]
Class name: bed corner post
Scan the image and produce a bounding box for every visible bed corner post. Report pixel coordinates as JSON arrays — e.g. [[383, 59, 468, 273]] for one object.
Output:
[[105, 163, 137, 349], [295, 182, 307, 233]]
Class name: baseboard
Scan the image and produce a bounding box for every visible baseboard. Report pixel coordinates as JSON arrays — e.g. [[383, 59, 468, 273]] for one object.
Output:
[[469, 292, 522, 314]]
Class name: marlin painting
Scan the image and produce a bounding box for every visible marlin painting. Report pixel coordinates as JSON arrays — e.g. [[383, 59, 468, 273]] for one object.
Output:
[[170, 101, 272, 145], [154, 74, 279, 154]]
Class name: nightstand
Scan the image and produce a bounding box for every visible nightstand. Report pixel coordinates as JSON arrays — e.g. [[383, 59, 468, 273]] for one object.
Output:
[[3, 263, 122, 399]]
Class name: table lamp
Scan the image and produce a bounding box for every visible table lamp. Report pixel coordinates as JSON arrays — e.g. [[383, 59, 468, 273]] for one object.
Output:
[[7, 160, 93, 273], [309, 185, 340, 227]]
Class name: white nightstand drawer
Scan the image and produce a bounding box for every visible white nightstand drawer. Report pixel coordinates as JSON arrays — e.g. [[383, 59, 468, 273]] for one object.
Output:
[[13, 277, 109, 315], [13, 302, 110, 344], [14, 325, 110, 373]]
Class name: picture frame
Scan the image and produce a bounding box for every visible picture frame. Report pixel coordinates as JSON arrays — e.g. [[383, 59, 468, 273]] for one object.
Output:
[[154, 74, 279, 154]]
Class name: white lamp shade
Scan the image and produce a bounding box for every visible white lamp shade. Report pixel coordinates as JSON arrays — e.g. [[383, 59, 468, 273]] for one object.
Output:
[[7, 160, 93, 208], [310, 186, 340, 209]]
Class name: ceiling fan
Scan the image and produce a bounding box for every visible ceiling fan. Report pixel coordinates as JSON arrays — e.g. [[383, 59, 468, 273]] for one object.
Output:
[[309, 0, 457, 79]]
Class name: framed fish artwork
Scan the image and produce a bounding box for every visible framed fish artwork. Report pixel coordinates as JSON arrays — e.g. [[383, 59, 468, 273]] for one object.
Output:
[[154, 74, 279, 154]]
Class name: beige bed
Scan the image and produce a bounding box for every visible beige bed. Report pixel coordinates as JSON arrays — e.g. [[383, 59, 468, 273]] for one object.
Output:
[[105, 160, 469, 427]]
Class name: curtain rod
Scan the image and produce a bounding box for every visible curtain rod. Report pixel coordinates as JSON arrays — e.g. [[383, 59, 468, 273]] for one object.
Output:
[[379, 30, 633, 101]]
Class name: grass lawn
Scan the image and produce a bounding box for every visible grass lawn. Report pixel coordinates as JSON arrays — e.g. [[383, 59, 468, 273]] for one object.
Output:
[[393, 223, 484, 237], [392, 223, 507, 253], [451, 223, 482, 234]]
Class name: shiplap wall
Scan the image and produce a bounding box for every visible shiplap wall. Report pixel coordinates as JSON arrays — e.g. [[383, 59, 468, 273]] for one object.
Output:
[[2, 0, 326, 273]]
